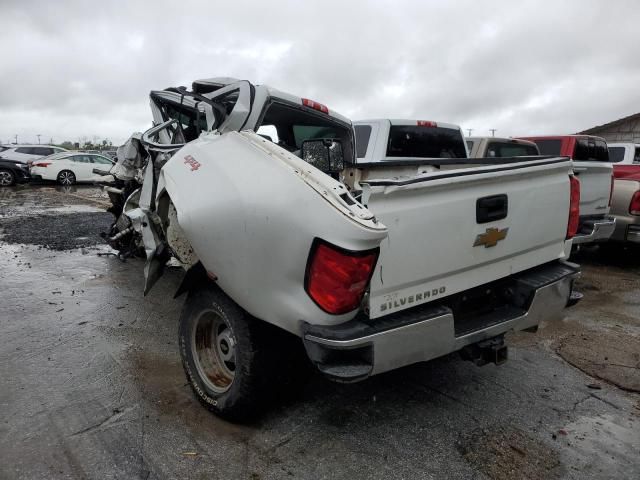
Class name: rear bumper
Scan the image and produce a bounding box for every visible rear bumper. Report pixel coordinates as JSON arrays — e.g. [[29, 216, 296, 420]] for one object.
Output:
[[609, 214, 640, 244], [302, 261, 579, 382], [572, 216, 616, 244]]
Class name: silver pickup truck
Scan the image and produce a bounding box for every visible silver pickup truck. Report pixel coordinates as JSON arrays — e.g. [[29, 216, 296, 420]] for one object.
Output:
[[104, 82, 581, 420], [466, 136, 539, 158]]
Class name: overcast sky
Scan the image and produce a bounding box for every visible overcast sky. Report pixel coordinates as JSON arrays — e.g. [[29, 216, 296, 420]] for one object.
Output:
[[1, 0, 639, 146]]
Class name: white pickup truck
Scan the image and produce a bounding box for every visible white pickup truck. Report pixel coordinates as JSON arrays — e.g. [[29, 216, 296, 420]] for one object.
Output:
[[105, 82, 581, 420], [517, 135, 616, 245], [608, 142, 640, 165]]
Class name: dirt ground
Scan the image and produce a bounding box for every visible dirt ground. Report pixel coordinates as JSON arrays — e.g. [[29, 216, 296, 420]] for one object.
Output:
[[0, 185, 638, 480]]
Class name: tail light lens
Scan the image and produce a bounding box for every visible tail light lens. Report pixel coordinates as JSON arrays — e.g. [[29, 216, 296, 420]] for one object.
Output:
[[567, 175, 581, 239], [417, 120, 437, 127], [630, 191, 640, 215], [305, 239, 379, 315], [302, 98, 329, 114], [608, 175, 614, 207], [33, 162, 51, 167]]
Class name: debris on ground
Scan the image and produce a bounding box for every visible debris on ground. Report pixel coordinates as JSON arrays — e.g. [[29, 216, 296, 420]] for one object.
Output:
[[458, 426, 562, 480]]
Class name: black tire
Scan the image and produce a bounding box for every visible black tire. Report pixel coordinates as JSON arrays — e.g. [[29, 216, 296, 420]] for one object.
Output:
[[57, 170, 76, 185], [0, 168, 15, 187], [179, 284, 304, 422]]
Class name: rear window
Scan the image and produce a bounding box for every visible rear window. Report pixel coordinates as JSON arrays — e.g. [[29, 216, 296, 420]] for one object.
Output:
[[574, 138, 610, 162], [634, 147, 640, 164], [15, 147, 35, 154], [608, 146, 625, 163], [486, 141, 539, 157], [32, 147, 53, 156], [292, 125, 341, 149], [354, 125, 372, 158], [386, 125, 467, 158], [533, 139, 562, 155]]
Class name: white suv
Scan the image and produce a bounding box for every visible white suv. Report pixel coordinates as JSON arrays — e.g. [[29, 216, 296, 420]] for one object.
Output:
[[0, 145, 67, 163]]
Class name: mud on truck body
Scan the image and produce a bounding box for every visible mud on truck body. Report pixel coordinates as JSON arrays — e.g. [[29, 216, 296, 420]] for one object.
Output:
[[102, 77, 581, 421]]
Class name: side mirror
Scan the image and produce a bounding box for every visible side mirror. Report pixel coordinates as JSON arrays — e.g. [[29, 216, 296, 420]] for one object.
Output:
[[300, 138, 344, 173]]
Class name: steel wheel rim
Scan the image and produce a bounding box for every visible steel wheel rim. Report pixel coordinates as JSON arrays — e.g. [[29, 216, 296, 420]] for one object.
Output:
[[0, 171, 12, 186], [59, 172, 74, 185], [192, 310, 236, 393]]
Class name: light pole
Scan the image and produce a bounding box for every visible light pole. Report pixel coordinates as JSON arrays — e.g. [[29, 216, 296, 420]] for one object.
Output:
[[489, 129, 497, 137], [37, 134, 41, 144], [14, 134, 18, 144], [466, 129, 473, 137]]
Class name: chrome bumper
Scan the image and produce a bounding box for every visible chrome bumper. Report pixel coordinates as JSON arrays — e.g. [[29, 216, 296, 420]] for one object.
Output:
[[303, 261, 579, 381], [610, 216, 640, 244], [572, 216, 616, 244], [628, 226, 640, 243]]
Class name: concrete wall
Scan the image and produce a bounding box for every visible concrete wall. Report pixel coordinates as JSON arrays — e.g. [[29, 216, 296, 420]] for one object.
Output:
[[588, 117, 640, 143]]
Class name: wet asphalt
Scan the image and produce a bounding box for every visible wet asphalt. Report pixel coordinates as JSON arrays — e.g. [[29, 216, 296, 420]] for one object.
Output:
[[0, 185, 639, 480]]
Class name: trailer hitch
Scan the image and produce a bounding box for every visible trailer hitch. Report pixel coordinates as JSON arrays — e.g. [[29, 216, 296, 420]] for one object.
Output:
[[460, 335, 508, 366]]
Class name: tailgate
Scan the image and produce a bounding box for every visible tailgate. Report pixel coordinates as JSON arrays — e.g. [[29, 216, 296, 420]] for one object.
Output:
[[573, 161, 613, 217], [364, 158, 573, 318]]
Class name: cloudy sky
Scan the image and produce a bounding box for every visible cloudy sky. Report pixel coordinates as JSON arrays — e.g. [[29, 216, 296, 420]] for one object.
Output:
[[1, 0, 639, 146]]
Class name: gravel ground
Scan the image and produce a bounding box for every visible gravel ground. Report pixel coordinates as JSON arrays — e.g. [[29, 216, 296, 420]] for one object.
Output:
[[0, 212, 114, 250], [0, 186, 638, 480]]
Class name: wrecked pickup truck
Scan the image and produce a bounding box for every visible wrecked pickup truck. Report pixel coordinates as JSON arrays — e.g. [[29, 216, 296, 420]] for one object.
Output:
[[102, 78, 581, 420]]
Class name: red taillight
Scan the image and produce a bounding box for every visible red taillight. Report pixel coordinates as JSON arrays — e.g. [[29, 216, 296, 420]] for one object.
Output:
[[567, 175, 581, 239], [417, 120, 437, 127], [608, 174, 614, 207], [305, 240, 379, 315], [33, 162, 51, 167], [302, 98, 329, 114], [630, 191, 640, 215]]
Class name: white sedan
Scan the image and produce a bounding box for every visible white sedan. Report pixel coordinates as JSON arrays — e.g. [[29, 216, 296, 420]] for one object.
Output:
[[30, 152, 115, 185]]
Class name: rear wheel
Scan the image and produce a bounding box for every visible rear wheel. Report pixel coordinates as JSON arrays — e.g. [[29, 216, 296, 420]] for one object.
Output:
[[57, 170, 76, 185], [0, 169, 15, 187], [179, 285, 305, 421]]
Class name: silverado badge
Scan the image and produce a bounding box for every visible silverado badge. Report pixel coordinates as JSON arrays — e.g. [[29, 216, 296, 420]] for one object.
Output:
[[474, 227, 509, 248]]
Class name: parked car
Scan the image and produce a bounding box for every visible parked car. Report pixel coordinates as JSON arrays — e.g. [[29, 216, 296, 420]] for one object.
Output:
[[30, 152, 114, 185], [0, 145, 67, 163], [0, 158, 31, 186], [103, 79, 581, 420], [467, 137, 539, 158], [608, 142, 640, 165], [609, 166, 640, 244], [517, 135, 615, 245]]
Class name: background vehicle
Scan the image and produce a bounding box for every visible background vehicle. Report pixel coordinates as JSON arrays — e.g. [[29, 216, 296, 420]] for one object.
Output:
[[608, 142, 640, 165], [0, 145, 67, 163], [0, 158, 31, 186], [518, 135, 615, 245], [609, 166, 640, 244], [30, 152, 114, 185], [104, 79, 580, 421], [467, 137, 539, 158], [354, 119, 468, 162]]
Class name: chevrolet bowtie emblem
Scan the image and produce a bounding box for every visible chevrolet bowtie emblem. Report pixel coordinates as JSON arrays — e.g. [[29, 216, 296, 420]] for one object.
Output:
[[474, 227, 509, 248]]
